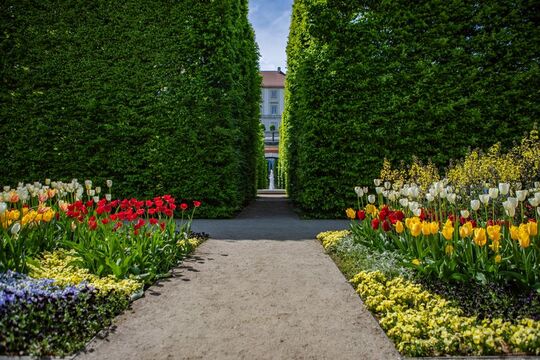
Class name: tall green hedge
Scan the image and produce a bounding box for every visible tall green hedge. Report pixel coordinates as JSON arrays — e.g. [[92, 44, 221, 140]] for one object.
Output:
[[0, 0, 262, 218], [282, 0, 540, 218]]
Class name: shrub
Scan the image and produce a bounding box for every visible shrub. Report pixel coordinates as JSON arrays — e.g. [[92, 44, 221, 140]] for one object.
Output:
[[0, 0, 261, 218], [281, 0, 539, 218]]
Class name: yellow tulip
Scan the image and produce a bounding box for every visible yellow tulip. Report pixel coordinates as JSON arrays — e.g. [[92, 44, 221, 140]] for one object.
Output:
[[527, 222, 538, 236], [494, 254, 502, 263], [405, 217, 420, 229], [410, 223, 422, 237], [473, 228, 487, 247], [395, 220, 404, 234], [445, 244, 454, 255], [43, 210, 54, 222], [429, 221, 439, 235], [510, 225, 520, 241], [441, 225, 454, 241], [365, 204, 377, 216], [412, 258, 421, 266], [8, 210, 20, 221], [444, 219, 453, 228], [346, 208, 356, 220], [487, 225, 501, 242], [421, 221, 431, 236], [490, 239, 500, 253], [459, 222, 473, 238], [518, 227, 530, 249]]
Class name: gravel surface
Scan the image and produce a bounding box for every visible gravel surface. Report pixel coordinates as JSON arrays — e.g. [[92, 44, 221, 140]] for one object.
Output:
[[75, 197, 400, 360]]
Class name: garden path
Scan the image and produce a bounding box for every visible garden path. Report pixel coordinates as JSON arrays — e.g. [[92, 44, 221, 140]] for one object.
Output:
[[75, 195, 400, 360]]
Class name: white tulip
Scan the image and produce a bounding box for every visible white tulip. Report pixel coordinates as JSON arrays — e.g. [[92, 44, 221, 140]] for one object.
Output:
[[375, 187, 384, 195], [460, 210, 470, 219], [45, 178, 51, 185], [505, 207, 516, 217], [95, 186, 101, 195], [535, 192, 540, 202], [388, 191, 399, 202], [0, 202, 6, 215], [408, 202, 419, 211], [354, 187, 364, 197], [507, 197, 518, 209], [89, 189, 96, 196], [439, 189, 448, 199], [382, 190, 389, 198], [488, 188, 499, 199], [447, 193, 457, 204], [368, 195, 376, 204], [445, 186, 454, 194], [362, 187, 369, 194], [93, 196, 100, 203], [528, 197, 540, 207], [384, 181, 391, 190], [426, 194, 435, 202], [107, 180, 113, 188], [399, 198, 409, 208], [413, 208, 422, 217], [11, 222, 21, 235], [470, 200, 481, 211], [516, 190, 528, 202], [374, 179, 382, 186], [84, 180, 92, 190], [408, 187, 420, 199], [3, 186, 10, 192], [105, 194, 112, 202], [498, 183, 510, 196], [479, 194, 490, 205]]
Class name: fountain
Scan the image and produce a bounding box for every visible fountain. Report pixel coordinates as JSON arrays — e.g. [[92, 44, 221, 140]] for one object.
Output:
[[269, 169, 275, 190]]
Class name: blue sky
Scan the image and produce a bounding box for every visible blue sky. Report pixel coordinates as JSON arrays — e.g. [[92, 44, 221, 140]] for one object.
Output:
[[248, 0, 293, 71]]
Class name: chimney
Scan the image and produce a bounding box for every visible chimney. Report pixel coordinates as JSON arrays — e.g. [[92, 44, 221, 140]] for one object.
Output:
[[277, 67, 281, 73]]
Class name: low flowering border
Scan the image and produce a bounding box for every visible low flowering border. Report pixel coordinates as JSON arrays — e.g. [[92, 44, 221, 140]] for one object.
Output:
[[318, 231, 540, 357]]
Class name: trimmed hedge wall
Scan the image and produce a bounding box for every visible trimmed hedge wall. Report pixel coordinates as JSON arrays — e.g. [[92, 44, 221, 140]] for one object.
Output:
[[281, 0, 540, 218], [0, 0, 261, 218]]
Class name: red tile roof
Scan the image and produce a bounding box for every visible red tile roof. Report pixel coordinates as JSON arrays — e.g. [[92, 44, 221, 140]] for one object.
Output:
[[261, 71, 285, 88]]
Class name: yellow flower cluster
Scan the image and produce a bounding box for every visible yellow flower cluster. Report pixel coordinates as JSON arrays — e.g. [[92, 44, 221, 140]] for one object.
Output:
[[29, 250, 142, 297], [350, 271, 540, 356], [317, 230, 350, 250], [380, 157, 440, 190], [1, 207, 55, 228], [177, 237, 203, 249]]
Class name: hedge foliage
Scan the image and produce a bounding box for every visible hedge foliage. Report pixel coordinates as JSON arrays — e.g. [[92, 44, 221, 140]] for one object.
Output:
[[0, 0, 262, 218], [281, 0, 540, 218]]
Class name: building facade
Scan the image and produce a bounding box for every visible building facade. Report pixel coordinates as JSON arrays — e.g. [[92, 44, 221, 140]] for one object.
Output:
[[260, 68, 285, 174]]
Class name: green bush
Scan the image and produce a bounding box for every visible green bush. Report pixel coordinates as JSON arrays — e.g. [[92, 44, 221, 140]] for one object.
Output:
[[0, 0, 261, 218], [281, 0, 539, 218]]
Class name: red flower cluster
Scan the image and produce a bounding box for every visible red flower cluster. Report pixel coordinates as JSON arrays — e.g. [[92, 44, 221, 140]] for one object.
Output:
[[63, 195, 191, 233], [372, 206, 405, 232]]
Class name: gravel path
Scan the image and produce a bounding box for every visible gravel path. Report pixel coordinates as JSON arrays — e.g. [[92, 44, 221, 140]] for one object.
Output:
[[75, 197, 400, 360]]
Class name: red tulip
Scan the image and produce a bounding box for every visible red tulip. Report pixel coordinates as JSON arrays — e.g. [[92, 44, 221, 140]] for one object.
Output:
[[357, 210, 366, 220], [382, 220, 391, 232], [180, 203, 188, 211], [371, 218, 380, 230], [193, 200, 201, 208]]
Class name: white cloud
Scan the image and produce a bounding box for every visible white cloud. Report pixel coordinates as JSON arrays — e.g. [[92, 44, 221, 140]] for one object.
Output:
[[248, 0, 292, 71]]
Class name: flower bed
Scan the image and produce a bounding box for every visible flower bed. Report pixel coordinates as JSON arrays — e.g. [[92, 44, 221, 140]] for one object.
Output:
[[318, 231, 540, 356], [0, 179, 206, 356], [319, 133, 540, 356]]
